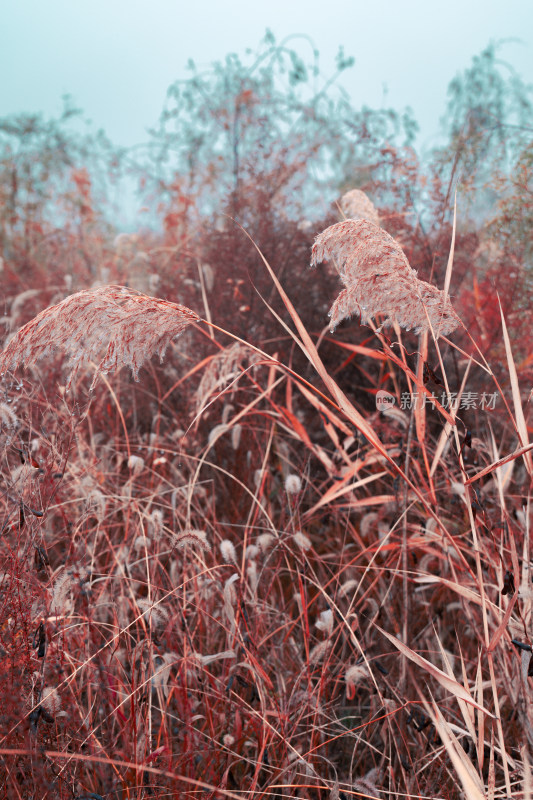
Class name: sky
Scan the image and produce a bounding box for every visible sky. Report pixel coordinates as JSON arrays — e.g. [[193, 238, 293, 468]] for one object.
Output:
[[2, 0, 532, 155]]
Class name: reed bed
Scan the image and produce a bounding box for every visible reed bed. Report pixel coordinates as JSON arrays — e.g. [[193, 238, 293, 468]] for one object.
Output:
[[0, 198, 531, 800]]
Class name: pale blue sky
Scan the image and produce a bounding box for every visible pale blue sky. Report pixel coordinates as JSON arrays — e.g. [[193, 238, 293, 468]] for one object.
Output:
[[2, 0, 532, 151]]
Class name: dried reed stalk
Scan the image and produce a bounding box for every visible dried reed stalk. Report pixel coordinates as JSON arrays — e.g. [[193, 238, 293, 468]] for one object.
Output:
[[311, 219, 460, 336], [0, 285, 199, 388]]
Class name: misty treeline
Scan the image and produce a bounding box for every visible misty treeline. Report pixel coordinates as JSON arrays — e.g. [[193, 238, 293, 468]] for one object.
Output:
[[0, 33, 531, 358]]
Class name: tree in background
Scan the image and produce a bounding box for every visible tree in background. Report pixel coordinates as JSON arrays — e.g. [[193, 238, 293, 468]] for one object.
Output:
[[0, 98, 123, 292], [143, 31, 417, 227], [428, 43, 533, 362], [433, 42, 532, 230], [0, 35, 530, 361]]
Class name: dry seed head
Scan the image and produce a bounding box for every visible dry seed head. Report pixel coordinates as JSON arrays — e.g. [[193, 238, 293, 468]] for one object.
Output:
[[50, 570, 72, 615], [246, 544, 259, 560], [246, 560, 258, 591], [311, 219, 460, 336], [116, 596, 130, 630], [340, 189, 380, 227], [347, 612, 359, 632], [352, 769, 381, 799], [195, 342, 260, 414], [425, 517, 439, 535], [377, 522, 389, 540], [85, 488, 106, 523], [0, 403, 18, 431], [135, 730, 147, 762], [382, 697, 398, 714], [40, 686, 62, 714], [316, 609, 334, 636], [208, 423, 229, 447], [339, 579, 358, 598], [201, 263, 215, 292], [219, 539, 237, 564], [173, 529, 210, 551], [257, 533, 275, 552], [149, 509, 164, 537], [345, 664, 369, 692], [231, 423, 242, 450], [0, 285, 199, 390], [285, 474, 302, 495], [128, 454, 144, 475], [224, 573, 239, 631], [360, 512, 378, 538], [10, 463, 38, 495], [113, 546, 130, 574], [381, 404, 408, 428], [288, 748, 303, 763], [418, 553, 436, 573], [136, 599, 168, 627], [293, 530, 312, 551], [450, 481, 465, 497], [222, 404, 234, 425], [309, 640, 331, 663], [330, 781, 341, 800], [362, 598, 379, 621], [134, 535, 151, 552]]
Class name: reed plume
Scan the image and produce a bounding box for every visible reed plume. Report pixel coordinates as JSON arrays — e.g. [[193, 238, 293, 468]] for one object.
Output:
[[0, 285, 199, 388], [311, 219, 460, 336], [340, 189, 380, 226], [194, 341, 260, 414]]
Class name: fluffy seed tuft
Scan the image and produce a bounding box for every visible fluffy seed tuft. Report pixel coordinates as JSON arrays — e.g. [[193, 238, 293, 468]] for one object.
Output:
[[292, 530, 312, 551], [128, 455, 145, 475], [285, 474, 302, 495], [315, 609, 334, 636], [40, 686, 62, 714], [219, 539, 238, 564]]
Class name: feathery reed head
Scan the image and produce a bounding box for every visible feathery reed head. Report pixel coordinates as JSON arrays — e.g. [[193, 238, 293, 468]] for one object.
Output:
[[339, 189, 380, 226], [311, 219, 460, 336], [0, 285, 200, 389]]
